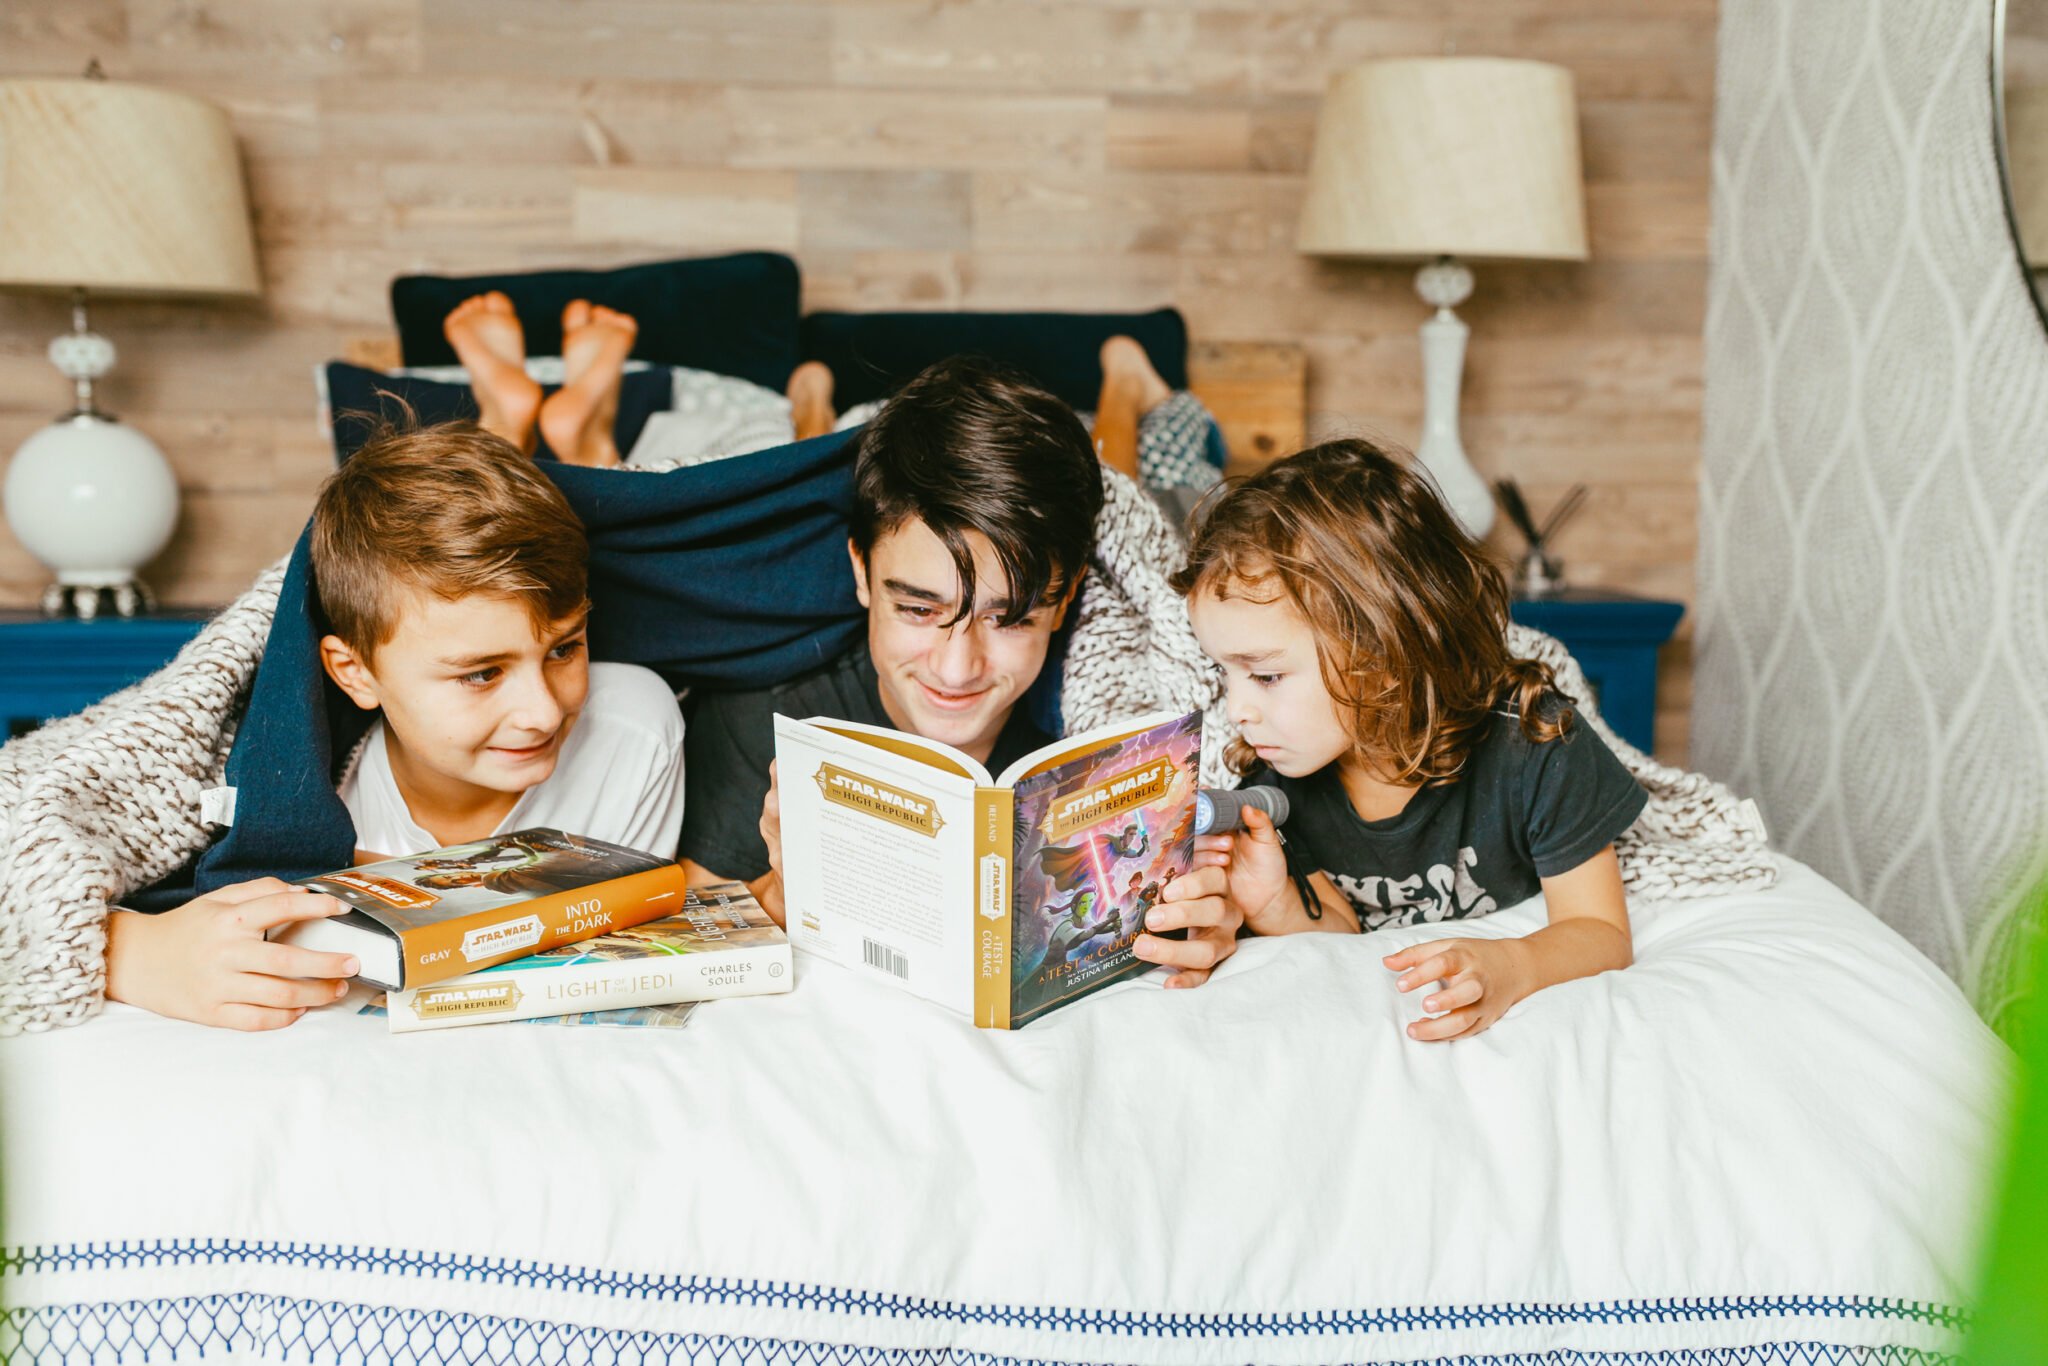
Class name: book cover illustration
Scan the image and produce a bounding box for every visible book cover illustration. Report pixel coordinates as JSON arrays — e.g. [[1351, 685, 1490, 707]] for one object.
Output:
[[464, 882, 784, 972], [380, 881, 789, 1031], [301, 829, 666, 929], [360, 998, 699, 1030], [1008, 711, 1202, 1027]]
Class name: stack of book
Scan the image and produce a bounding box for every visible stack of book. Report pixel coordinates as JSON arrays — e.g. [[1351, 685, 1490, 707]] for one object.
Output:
[[272, 704, 1206, 1036], [274, 828, 791, 1034]]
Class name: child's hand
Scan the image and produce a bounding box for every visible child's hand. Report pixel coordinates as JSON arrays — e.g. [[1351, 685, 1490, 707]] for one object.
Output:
[[759, 759, 782, 873], [1383, 937, 1532, 1042], [1191, 802, 1292, 934], [103, 879, 359, 1031], [752, 760, 788, 927], [1135, 864, 1243, 988]]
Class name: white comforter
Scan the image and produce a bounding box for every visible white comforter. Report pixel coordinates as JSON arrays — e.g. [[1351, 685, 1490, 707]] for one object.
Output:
[[1, 858, 2006, 1366]]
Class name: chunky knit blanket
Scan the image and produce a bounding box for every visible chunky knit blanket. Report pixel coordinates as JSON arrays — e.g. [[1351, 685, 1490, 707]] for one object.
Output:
[[0, 467, 1771, 1035]]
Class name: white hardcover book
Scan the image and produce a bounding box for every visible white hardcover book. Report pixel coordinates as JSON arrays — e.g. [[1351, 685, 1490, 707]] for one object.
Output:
[[772, 708, 1201, 1028], [385, 882, 790, 1033], [773, 714, 984, 1016]]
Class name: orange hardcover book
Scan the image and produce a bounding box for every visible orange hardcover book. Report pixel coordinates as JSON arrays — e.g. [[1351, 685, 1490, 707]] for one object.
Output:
[[270, 828, 690, 990]]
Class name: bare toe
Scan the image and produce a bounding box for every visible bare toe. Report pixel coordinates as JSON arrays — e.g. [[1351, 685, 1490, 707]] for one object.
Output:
[[445, 293, 539, 451], [1100, 335, 1144, 369], [590, 304, 637, 340], [443, 292, 487, 337], [787, 360, 834, 406], [561, 299, 637, 387], [1100, 335, 1170, 411], [787, 361, 837, 440], [546, 301, 635, 466]]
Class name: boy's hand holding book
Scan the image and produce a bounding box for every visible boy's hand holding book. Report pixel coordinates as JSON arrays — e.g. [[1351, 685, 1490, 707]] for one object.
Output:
[[106, 880, 359, 1031], [1132, 864, 1241, 989], [751, 759, 787, 928]]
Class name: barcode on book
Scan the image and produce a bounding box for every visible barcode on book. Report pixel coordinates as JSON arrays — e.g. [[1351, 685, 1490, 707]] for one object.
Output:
[[862, 938, 909, 979]]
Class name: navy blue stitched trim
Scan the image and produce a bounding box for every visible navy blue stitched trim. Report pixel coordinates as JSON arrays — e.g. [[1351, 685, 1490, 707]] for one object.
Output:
[[0, 1295, 1961, 1366], [0, 1240, 1972, 1342]]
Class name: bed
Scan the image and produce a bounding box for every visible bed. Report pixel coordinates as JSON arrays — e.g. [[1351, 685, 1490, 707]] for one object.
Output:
[[0, 857, 2006, 1365], [0, 257, 2009, 1365]]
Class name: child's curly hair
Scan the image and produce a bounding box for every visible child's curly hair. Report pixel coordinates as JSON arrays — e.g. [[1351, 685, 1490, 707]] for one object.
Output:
[[1171, 438, 1568, 783]]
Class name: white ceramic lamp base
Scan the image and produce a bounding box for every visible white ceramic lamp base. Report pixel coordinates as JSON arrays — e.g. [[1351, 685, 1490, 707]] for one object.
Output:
[[4, 414, 178, 619], [2, 303, 181, 618], [1413, 258, 1496, 541]]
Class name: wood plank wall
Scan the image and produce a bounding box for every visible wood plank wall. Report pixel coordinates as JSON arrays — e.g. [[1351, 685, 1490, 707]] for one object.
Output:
[[0, 0, 1713, 762]]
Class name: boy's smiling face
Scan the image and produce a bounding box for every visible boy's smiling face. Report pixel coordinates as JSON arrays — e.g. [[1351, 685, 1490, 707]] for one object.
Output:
[[850, 519, 1076, 764], [321, 589, 591, 804]]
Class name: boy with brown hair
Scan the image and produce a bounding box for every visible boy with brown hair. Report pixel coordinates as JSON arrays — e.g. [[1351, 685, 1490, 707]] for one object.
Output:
[[103, 423, 686, 1030]]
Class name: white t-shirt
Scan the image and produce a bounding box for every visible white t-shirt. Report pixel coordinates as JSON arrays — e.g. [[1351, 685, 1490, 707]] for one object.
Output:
[[339, 662, 687, 860]]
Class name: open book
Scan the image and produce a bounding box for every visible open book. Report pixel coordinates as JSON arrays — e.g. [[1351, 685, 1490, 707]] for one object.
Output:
[[773, 709, 1201, 1028]]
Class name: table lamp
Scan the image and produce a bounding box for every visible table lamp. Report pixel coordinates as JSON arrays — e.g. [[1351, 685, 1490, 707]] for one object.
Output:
[[0, 70, 260, 617], [1298, 57, 1588, 539]]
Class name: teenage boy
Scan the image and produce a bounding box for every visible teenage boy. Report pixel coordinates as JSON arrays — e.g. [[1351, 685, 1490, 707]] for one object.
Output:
[[103, 424, 686, 1030], [676, 358, 1242, 987]]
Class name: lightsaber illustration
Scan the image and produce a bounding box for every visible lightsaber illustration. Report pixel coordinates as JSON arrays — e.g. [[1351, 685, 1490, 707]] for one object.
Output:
[[1087, 829, 1112, 899]]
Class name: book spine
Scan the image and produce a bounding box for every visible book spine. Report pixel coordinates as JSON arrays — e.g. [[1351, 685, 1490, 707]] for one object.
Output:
[[387, 938, 793, 1033], [393, 864, 692, 988], [971, 785, 1016, 1029]]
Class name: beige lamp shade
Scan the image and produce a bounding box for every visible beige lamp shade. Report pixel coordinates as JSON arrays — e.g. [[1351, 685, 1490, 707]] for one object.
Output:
[[1297, 57, 1588, 262], [0, 78, 259, 297]]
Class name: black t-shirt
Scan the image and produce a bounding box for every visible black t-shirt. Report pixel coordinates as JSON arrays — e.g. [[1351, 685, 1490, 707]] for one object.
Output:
[[677, 638, 1054, 882], [1253, 699, 1646, 933]]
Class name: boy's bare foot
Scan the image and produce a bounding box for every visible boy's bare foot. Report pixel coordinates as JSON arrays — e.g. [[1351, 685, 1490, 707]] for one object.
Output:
[[1092, 335, 1169, 480], [1100, 335, 1172, 414], [539, 299, 637, 468], [444, 292, 541, 454], [787, 360, 837, 441]]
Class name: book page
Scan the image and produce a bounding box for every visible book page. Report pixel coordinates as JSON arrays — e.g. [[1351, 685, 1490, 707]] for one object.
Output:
[[773, 713, 980, 1014]]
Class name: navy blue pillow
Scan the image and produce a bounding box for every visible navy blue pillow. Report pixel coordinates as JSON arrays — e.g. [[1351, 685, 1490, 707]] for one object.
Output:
[[390, 253, 801, 392], [798, 308, 1190, 411], [321, 362, 672, 466]]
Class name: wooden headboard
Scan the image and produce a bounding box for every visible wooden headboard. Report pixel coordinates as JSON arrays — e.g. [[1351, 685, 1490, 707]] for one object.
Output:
[[341, 334, 1305, 476], [1186, 341, 1307, 476]]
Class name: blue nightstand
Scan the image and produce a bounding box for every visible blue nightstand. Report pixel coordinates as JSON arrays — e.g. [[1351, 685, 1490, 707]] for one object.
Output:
[[0, 610, 215, 737], [1508, 590, 1684, 754], [0, 597, 1684, 751]]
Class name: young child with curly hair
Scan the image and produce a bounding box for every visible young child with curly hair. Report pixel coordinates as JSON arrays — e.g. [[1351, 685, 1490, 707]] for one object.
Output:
[[1176, 439, 1646, 1041]]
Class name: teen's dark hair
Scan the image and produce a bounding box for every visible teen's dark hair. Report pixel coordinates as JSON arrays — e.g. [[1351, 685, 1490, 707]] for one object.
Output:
[[851, 356, 1103, 627]]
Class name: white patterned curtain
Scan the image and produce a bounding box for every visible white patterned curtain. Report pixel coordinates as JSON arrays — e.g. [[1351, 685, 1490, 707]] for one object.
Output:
[[1697, 0, 2048, 1029]]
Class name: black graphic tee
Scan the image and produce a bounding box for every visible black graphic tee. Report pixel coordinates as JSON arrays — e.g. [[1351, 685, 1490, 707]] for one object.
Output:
[[1249, 699, 1646, 932]]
